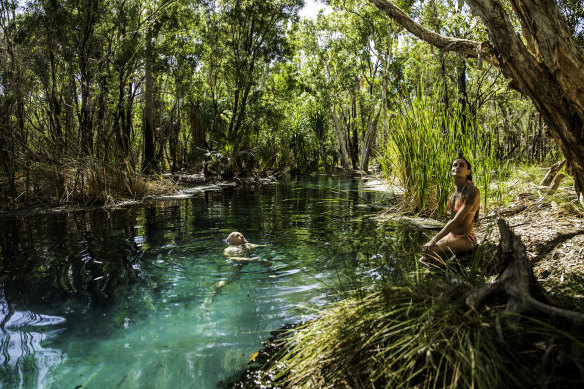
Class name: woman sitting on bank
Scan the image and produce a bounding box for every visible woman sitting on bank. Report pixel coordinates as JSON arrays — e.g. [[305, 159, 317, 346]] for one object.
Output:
[[420, 157, 480, 266]]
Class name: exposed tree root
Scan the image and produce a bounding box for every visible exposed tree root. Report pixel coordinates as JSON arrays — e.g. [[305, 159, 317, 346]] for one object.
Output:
[[466, 218, 584, 329], [539, 159, 566, 187]]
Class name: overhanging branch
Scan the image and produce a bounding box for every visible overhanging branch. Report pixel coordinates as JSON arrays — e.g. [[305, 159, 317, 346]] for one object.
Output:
[[368, 0, 498, 66]]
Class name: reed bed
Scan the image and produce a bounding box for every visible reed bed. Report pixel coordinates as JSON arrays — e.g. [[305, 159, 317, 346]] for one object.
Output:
[[1, 158, 178, 208], [380, 85, 505, 218]]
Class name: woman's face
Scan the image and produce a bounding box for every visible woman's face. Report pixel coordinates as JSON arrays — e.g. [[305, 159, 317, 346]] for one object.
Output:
[[451, 159, 470, 179]]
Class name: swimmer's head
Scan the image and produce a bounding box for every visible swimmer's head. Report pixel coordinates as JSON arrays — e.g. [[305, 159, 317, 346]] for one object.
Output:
[[226, 232, 247, 246]]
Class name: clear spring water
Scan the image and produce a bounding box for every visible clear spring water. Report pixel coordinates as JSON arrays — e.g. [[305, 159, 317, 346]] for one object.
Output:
[[0, 176, 427, 388]]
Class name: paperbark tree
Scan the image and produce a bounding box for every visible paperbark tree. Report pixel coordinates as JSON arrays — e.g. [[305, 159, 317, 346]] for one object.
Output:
[[143, 37, 155, 173], [369, 0, 584, 201]]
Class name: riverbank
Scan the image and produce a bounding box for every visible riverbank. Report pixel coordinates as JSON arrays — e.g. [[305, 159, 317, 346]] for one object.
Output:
[[0, 171, 282, 215], [0, 167, 367, 212], [476, 191, 584, 302], [4, 167, 581, 296], [226, 182, 584, 388]]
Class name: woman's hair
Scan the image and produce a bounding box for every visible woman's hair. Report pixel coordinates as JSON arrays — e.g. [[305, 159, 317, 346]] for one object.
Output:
[[455, 157, 479, 221], [455, 157, 473, 181]]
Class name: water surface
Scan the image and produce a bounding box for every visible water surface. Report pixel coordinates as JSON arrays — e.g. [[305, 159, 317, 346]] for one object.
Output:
[[0, 176, 426, 388]]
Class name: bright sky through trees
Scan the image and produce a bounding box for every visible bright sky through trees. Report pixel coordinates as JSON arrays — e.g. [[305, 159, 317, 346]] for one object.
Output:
[[299, 0, 331, 19]]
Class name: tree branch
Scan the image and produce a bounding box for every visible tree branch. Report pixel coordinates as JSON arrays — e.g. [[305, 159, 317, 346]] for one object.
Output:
[[368, 0, 498, 65], [509, 0, 584, 120]]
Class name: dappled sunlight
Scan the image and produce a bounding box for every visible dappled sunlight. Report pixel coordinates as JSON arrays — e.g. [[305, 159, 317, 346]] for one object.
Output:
[[0, 177, 423, 388]]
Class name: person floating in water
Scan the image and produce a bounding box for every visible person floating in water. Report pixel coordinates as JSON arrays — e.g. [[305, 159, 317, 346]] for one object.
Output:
[[202, 232, 268, 308], [420, 157, 480, 266], [223, 231, 265, 261]]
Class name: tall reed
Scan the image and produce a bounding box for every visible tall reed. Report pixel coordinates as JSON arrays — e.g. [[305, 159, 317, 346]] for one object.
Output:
[[381, 84, 502, 218], [1, 158, 178, 208]]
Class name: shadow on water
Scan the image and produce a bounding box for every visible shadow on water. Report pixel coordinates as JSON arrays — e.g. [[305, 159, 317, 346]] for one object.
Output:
[[0, 176, 429, 388]]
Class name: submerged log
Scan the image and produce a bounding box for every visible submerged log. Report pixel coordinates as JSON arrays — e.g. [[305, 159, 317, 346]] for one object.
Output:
[[466, 218, 584, 328]]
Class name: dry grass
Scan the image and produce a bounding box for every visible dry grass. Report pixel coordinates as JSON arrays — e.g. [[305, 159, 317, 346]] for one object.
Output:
[[0, 159, 179, 209], [271, 274, 584, 389]]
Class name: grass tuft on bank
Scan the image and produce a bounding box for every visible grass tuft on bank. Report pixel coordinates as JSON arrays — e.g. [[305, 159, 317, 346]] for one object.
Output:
[[271, 270, 584, 389]]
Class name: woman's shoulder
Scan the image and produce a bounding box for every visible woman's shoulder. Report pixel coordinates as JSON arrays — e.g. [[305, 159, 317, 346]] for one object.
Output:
[[465, 181, 480, 201]]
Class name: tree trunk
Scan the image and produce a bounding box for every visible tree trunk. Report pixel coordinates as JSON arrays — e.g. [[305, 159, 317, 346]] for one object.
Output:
[[368, 0, 584, 202], [48, 36, 63, 146], [114, 74, 129, 155], [466, 0, 584, 201], [125, 83, 135, 163], [169, 102, 180, 173], [359, 102, 382, 172], [351, 80, 359, 169], [381, 50, 390, 138], [143, 42, 155, 173], [429, 0, 449, 123], [0, 0, 23, 200], [540, 160, 566, 186], [456, 55, 468, 131], [79, 66, 93, 154], [330, 107, 352, 170], [0, 104, 16, 201], [191, 102, 207, 165], [466, 218, 584, 329]]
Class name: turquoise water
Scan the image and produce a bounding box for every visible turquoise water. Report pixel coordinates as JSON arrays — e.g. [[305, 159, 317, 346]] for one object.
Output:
[[0, 176, 426, 388]]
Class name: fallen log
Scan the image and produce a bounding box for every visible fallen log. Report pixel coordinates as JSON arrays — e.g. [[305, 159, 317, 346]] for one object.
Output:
[[546, 173, 565, 196], [539, 160, 566, 187], [466, 218, 584, 329]]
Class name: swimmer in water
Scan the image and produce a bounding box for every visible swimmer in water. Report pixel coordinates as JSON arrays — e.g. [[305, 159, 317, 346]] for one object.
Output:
[[223, 231, 265, 261], [202, 232, 268, 308]]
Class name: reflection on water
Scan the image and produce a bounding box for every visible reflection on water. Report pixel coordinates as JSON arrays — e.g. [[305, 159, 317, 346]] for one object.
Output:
[[0, 176, 428, 388], [0, 298, 65, 387]]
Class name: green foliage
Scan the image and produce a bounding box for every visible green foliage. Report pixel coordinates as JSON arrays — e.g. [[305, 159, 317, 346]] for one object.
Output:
[[0, 0, 563, 207], [268, 247, 584, 389], [380, 83, 503, 218], [272, 277, 584, 388], [559, 0, 584, 49]]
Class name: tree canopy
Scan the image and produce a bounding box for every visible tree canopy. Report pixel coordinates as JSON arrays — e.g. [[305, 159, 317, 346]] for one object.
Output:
[[369, 0, 584, 201], [0, 0, 568, 208]]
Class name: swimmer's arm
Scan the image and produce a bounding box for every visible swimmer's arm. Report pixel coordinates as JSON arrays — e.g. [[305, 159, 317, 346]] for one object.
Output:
[[229, 256, 256, 261], [245, 243, 270, 249]]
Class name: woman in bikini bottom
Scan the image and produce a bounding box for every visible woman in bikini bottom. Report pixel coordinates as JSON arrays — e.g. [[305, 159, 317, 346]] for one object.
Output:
[[448, 231, 476, 246], [420, 157, 480, 266]]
